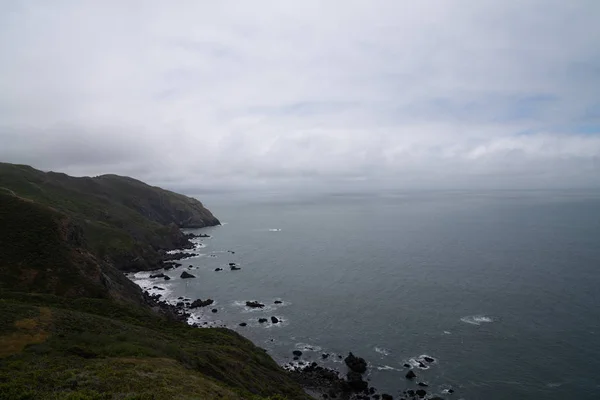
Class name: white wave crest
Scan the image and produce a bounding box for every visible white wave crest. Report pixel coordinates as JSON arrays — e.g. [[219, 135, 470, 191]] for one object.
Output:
[[295, 343, 322, 352], [377, 365, 401, 371], [374, 346, 391, 356], [461, 315, 494, 325]]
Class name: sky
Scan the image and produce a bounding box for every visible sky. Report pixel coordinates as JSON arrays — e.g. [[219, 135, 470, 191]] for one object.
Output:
[[1, 0, 599, 193]]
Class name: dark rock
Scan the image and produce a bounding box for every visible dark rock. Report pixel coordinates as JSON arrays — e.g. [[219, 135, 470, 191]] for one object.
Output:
[[417, 382, 428, 387], [418, 362, 426, 369], [149, 273, 166, 279], [405, 370, 416, 380], [293, 350, 303, 357], [258, 318, 268, 323], [180, 271, 195, 279], [211, 308, 218, 313], [446, 389, 454, 393], [178, 297, 184, 299], [239, 322, 247, 327], [293, 356, 299, 361], [405, 390, 415, 397], [246, 301, 265, 308], [163, 276, 171, 280], [176, 302, 184, 307], [322, 353, 330, 359], [229, 262, 236, 266], [369, 387, 376, 395], [190, 298, 214, 308], [423, 356, 435, 363], [344, 352, 368, 373], [274, 300, 283, 304], [346, 371, 368, 392], [214, 268, 223, 271], [415, 389, 426, 398], [230, 265, 241, 270], [271, 316, 279, 324], [403, 363, 411, 368], [381, 395, 393, 400]]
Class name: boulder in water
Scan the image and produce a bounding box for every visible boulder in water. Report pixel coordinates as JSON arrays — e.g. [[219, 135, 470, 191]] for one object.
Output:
[[406, 370, 416, 379], [246, 301, 265, 308], [344, 352, 367, 373], [190, 299, 214, 308], [271, 316, 279, 324], [180, 271, 195, 279]]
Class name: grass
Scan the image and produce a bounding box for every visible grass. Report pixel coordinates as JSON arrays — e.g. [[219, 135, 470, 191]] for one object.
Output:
[[0, 292, 310, 400]]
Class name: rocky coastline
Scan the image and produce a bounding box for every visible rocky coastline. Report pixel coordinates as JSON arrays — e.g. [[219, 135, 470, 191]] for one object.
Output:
[[132, 231, 455, 400]]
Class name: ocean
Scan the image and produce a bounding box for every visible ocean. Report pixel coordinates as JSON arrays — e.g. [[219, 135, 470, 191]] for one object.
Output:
[[130, 190, 600, 399]]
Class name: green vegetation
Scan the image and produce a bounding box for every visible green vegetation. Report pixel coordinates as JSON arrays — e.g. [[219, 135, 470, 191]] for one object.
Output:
[[0, 292, 308, 400], [0, 163, 220, 271], [0, 163, 309, 399]]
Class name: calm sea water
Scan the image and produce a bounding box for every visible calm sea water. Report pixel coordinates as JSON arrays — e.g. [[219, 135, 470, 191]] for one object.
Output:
[[131, 190, 600, 399]]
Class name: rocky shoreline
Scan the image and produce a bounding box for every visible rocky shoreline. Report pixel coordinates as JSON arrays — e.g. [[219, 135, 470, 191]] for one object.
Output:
[[133, 231, 455, 400]]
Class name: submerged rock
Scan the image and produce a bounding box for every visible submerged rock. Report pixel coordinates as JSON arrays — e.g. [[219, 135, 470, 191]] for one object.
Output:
[[293, 350, 303, 357], [405, 370, 416, 380], [211, 308, 218, 313], [239, 322, 247, 327], [180, 271, 195, 279], [344, 352, 367, 374]]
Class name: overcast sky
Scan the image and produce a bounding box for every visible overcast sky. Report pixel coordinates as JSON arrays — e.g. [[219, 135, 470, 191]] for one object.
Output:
[[1, 1, 599, 192]]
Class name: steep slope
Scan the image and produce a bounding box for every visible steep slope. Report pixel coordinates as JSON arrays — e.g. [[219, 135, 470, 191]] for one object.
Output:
[[0, 191, 144, 304], [0, 163, 220, 271]]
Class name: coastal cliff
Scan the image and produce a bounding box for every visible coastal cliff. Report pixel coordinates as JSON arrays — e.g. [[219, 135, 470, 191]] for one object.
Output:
[[0, 163, 220, 271], [0, 163, 309, 400]]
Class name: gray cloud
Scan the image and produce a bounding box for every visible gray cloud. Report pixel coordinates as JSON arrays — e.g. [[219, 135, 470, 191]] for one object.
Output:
[[0, 0, 599, 192]]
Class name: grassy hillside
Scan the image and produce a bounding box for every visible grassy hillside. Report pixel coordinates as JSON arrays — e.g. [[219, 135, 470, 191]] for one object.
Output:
[[0, 292, 309, 400], [0, 163, 220, 271], [0, 165, 310, 400]]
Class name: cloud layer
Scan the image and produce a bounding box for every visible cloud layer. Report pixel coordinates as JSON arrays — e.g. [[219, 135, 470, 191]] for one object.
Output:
[[1, 0, 599, 191]]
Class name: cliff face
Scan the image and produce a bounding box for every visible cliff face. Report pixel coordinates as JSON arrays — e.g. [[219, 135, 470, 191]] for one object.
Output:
[[0, 163, 220, 271]]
